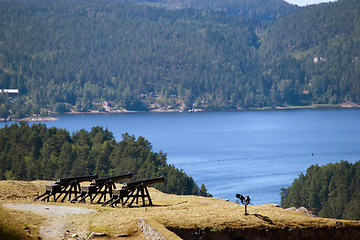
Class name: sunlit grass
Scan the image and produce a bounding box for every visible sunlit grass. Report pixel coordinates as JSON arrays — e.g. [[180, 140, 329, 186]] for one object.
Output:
[[0, 206, 34, 240]]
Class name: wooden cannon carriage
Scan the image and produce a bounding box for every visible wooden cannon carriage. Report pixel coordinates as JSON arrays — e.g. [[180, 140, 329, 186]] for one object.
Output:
[[70, 172, 133, 204], [34, 173, 98, 202], [103, 176, 165, 207]]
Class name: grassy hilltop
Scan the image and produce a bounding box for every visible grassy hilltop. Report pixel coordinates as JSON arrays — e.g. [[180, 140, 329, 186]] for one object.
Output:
[[1, 180, 360, 239]]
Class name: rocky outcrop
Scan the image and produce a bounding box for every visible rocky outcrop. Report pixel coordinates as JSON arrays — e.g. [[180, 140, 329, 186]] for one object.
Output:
[[285, 206, 316, 217], [138, 217, 167, 240]]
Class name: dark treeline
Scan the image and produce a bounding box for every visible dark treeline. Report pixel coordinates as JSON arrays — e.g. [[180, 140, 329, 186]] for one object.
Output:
[[280, 160, 360, 220], [0, 123, 211, 196], [0, 0, 359, 118]]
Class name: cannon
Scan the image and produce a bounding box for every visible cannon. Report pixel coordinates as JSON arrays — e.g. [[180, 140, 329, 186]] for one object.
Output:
[[34, 173, 98, 202], [104, 176, 165, 207], [71, 172, 133, 204]]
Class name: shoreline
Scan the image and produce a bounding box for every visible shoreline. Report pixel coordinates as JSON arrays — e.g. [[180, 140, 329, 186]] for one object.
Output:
[[0, 116, 59, 122], [1, 103, 359, 122]]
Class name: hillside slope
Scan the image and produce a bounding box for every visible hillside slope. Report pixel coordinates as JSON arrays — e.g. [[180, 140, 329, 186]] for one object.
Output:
[[0, 0, 259, 113], [260, 0, 360, 106], [0, 0, 359, 118]]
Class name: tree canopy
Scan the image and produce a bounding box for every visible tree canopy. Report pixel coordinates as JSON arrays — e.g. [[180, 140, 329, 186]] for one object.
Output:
[[0, 122, 206, 196], [281, 160, 360, 220]]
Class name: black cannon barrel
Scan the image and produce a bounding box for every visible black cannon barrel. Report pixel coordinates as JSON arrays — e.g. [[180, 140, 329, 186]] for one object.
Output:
[[56, 173, 98, 185], [122, 176, 165, 190], [91, 172, 133, 186]]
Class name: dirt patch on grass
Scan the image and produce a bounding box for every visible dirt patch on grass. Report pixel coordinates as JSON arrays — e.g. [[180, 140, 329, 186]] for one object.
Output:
[[3, 203, 94, 216], [3, 203, 95, 239]]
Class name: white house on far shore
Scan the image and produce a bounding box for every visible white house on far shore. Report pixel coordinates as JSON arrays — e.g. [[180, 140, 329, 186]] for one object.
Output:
[[0, 89, 19, 98], [0, 89, 19, 94]]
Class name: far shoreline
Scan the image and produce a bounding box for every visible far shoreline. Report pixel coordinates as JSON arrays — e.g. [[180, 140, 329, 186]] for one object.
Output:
[[1, 102, 359, 123]]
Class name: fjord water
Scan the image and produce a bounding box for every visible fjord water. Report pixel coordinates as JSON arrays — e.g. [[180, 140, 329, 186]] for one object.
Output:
[[2, 109, 360, 204]]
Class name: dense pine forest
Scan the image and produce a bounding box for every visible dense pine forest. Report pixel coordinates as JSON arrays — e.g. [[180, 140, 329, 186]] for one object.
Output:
[[0, 122, 211, 196], [261, 0, 360, 106], [281, 160, 360, 220], [0, 0, 359, 119]]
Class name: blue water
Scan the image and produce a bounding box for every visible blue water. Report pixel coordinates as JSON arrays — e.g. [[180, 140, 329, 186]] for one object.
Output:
[[1, 109, 360, 204]]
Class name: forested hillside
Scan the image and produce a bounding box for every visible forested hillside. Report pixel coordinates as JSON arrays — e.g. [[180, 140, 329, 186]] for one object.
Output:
[[0, 123, 211, 196], [0, 0, 260, 116], [261, 0, 360, 106], [0, 0, 359, 119], [281, 160, 360, 220]]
